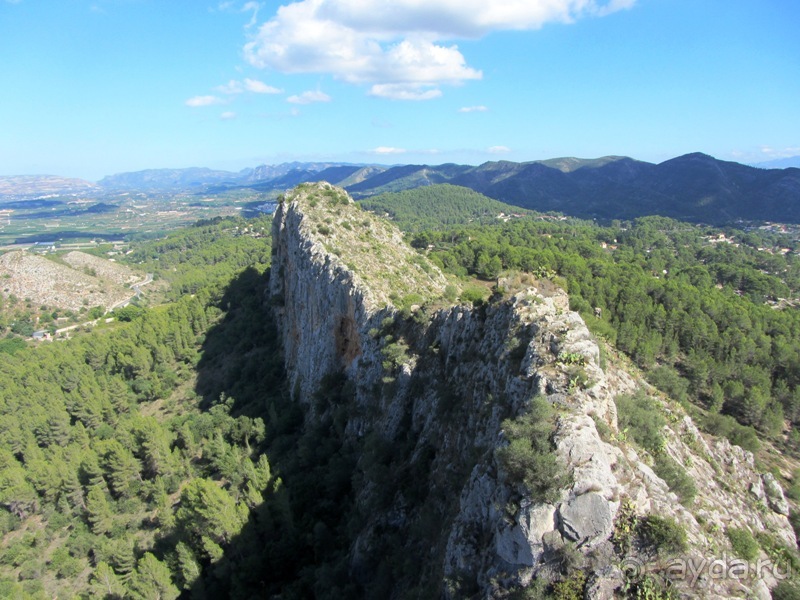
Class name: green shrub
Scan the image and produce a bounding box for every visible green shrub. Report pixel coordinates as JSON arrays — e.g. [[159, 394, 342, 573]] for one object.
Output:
[[702, 413, 760, 453], [460, 284, 488, 306], [726, 527, 759, 561], [552, 570, 586, 600], [616, 391, 666, 455], [558, 351, 586, 366], [771, 580, 800, 600], [639, 515, 687, 554], [612, 497, 638, 554], [497, 397, 567, 503], [646, 366, 689, 403], [754, 531, 800, 573], [567, 366, 592, 391], [653, 454, 696, 505], [381, 341, 409, 371]]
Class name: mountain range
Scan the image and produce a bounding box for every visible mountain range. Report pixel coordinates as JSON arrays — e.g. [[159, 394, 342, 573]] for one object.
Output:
[[3, 153, 799, 225]]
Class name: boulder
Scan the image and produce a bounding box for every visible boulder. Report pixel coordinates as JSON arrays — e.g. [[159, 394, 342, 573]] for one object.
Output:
[[762, 473, 790, 516], [558, 492, 613, 546]]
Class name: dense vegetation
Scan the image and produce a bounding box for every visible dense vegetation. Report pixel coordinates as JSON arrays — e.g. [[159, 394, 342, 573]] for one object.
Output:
[[401, 211, 800, 451], [359, 184, 530, 232], [0, 217, 281, 598]]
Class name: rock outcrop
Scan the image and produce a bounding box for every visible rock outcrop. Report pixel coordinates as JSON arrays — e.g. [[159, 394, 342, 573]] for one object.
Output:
[[269, 182, 797, 598]]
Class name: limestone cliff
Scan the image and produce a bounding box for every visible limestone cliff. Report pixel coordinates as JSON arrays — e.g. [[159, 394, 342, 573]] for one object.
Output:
[[270, 182, 796, 598]]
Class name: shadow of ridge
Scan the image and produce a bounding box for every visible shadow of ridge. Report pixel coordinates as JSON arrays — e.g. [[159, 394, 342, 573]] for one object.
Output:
[[183, 266, 459, 599], [184, 266, 361, 598]]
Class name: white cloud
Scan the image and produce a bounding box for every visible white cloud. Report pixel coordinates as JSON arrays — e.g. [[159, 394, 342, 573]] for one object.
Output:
[[488, 145, 511, 154], [287, 90, 331, 104], [369, 83, 442, 101], [244, 78, 283, 94], [216, 80, 244, 94], [243, 0, 634, 98], [242, 1, 261, 28], [371, 146, 407, 154], [459, 105, 488, 113], [216, 2, 262, 27], [760, 145, 800, 158], [216, 78, 283, 95], [185, 95, 225, 107], [220, 111, 237, 120]]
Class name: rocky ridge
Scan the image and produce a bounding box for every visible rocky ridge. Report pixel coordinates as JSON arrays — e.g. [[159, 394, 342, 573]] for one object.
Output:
[[269, 182, 796, 598]]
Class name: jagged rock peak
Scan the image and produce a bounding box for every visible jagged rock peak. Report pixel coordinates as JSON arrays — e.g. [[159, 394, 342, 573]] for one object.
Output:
[[273, 181, 447, 310]]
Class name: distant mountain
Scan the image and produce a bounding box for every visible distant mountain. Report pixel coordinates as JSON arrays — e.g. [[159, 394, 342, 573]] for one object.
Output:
[[344, 153, 800, 225], [243, 162, 361, 184], [99, 162, 371, 192], [8, 153, 798, 224], [0, 175, 100, 199], [754, 156, 800, 169], [98, 167, 243, 191]]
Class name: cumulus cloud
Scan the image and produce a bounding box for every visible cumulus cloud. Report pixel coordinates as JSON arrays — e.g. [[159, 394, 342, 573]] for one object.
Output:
[[286, 90, 331, 104], [488, 145, 511, 154], [243, 0, 634, 98], [185, 95, 225, 107], [459, 105, 488, 113], [370, 146, 407, 154]]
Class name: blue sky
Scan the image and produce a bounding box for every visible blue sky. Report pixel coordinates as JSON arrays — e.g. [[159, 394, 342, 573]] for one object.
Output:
[[1, 0, 798, 181]]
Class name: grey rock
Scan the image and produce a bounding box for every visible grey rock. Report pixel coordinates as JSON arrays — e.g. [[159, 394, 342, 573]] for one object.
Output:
[[584, 565, 624, 600], [762, 473, 790, 516], [558, 493, 613, 546]]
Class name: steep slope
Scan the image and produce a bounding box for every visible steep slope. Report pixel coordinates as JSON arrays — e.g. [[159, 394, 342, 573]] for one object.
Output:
[[270, 182, 797, 598]]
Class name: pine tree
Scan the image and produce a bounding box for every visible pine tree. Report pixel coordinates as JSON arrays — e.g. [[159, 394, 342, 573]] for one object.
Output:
[[177, 478, 246, 556], [103, 440, 142, 499], [129, 553, 180, 600], [85, 485, 114, 535], [175, 541, 202, 591], [110, 539, 136, 583], [90, 561, 125, 599]]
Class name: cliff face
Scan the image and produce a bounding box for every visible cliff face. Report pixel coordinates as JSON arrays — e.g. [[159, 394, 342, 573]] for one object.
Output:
[[270, 182, 796, 598]]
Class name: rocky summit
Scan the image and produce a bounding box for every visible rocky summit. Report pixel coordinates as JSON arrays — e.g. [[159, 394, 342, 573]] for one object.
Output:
[[269, 182, 796, 598]]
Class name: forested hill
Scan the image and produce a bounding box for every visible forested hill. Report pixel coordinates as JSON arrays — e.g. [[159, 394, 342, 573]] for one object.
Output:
[[360, 186, 800, 451], [346, 153, 800, 225]]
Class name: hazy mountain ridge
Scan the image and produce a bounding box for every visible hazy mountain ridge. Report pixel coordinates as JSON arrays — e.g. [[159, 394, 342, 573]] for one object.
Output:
[[4, 153, 800, 224], [754, 156, 800, 169]]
